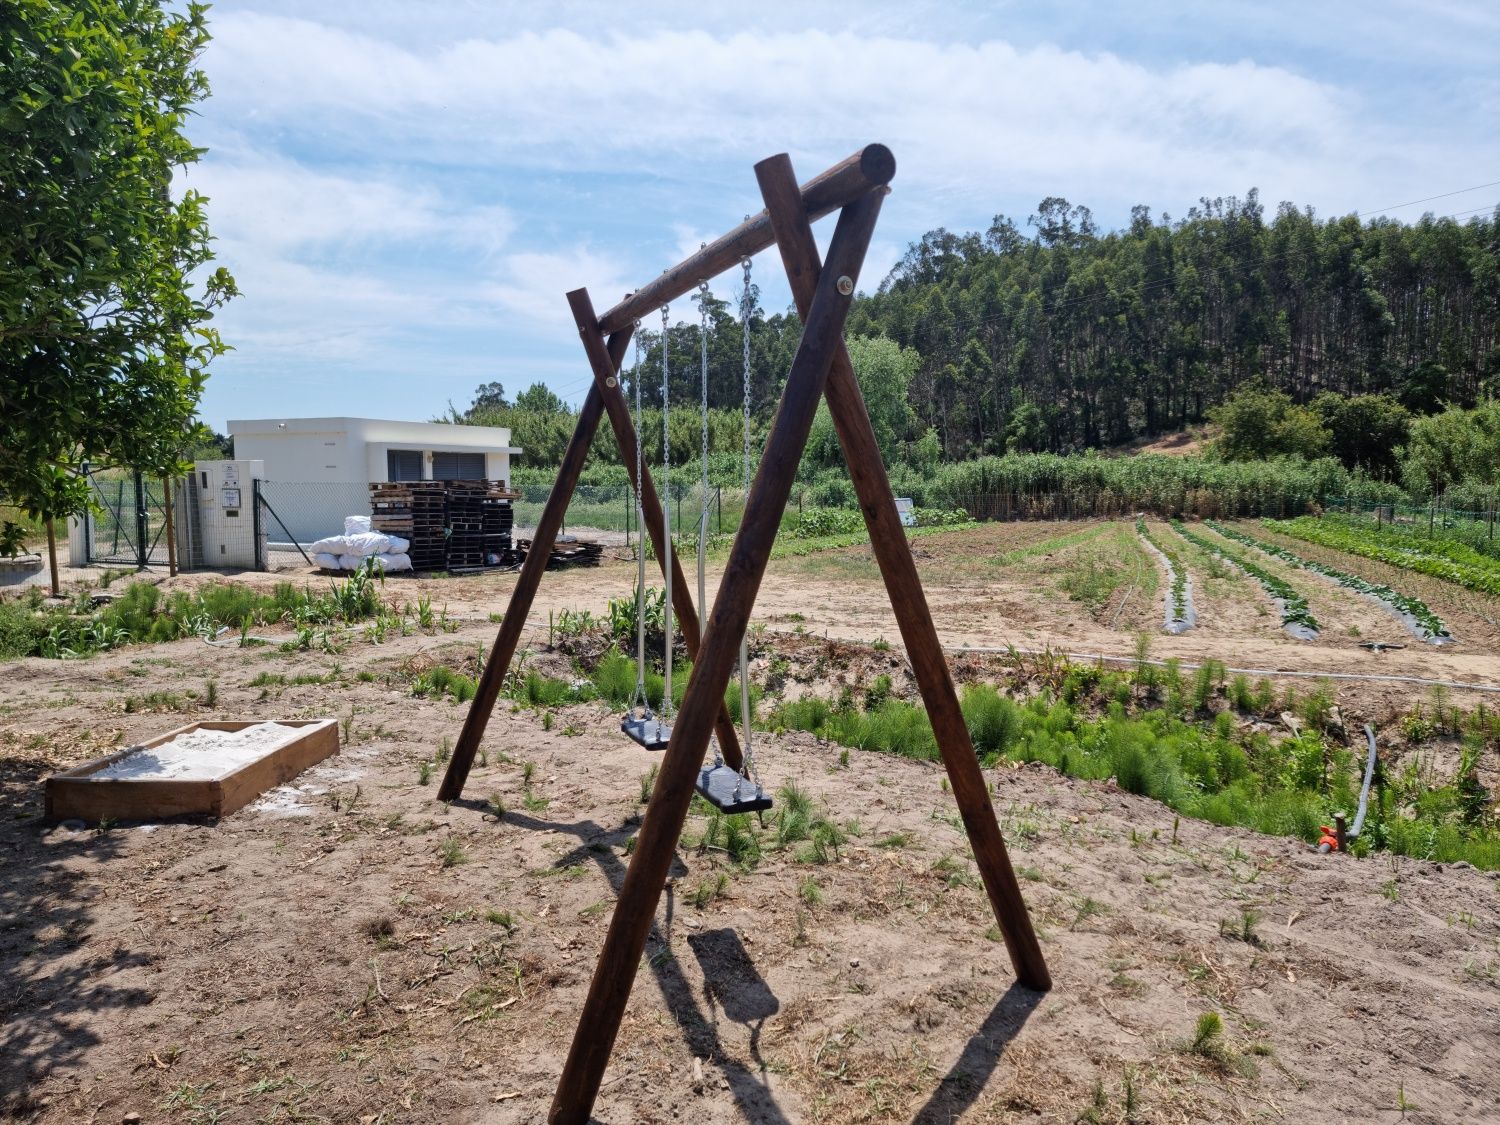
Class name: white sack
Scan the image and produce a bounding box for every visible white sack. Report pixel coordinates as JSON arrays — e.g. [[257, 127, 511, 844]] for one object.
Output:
[[309, 530, 411, 557], [344, 515, 372, 535], [313, 551, 341, 570], [342, 530, 410, 557], [373, 552, 412, 572], [309, 535, 347, 555]]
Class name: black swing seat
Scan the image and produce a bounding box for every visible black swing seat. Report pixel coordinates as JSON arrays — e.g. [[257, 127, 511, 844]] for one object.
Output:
[[621, 714, 672, 751], [696, 763, 773, 814]]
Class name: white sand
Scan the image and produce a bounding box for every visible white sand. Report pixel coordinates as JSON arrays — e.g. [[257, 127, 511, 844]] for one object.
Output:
[[92, 723, 307, 782]]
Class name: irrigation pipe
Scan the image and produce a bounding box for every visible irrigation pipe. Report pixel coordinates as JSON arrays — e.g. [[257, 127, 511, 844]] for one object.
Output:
[[1350, 724, 1378, 839], [940, 643, 1500, 695]]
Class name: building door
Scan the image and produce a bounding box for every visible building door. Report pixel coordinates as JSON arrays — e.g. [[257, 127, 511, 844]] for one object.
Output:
[[387, 449, 423, 481], [432, 451, 485, 480]]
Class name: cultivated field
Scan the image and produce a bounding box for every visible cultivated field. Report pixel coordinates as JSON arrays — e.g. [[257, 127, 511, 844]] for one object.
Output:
[[3, 518, 1499, 1123]]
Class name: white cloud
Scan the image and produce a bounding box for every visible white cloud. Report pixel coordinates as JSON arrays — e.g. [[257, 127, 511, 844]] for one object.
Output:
[[202, 19, 1374, 203], [481, 247, 633, 331], [188, 7, 1498, 425], [180, 152, 513, 258]]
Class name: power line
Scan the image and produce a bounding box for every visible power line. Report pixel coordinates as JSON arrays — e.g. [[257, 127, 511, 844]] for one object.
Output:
[[1355, 181, 1500, 217]]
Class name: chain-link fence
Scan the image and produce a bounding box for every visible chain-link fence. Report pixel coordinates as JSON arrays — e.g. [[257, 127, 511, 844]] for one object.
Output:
[[1324, 495, 1499, 548], [252, 480, 372, 570], [513, 482, 760, 541], [83, 470, 186, 568], [925, 488, 1319, 522]]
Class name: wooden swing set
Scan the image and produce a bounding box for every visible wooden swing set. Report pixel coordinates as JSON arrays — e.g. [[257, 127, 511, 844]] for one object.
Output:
[[436, 144, 1051, 1122]]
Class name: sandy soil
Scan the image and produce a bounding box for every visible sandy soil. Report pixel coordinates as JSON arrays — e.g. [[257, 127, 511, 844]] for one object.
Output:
[[3, 628, 1498, 1124], [4, 520, 1500, 1123]]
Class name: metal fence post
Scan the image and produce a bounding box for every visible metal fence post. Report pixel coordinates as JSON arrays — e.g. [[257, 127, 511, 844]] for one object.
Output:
[[81, 462, 92, 564], [252, 479, 267, 571], [133, 471, 149, 570]]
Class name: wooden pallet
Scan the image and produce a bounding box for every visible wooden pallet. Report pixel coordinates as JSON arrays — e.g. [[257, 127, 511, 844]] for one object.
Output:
[[516, 536, 603, 569]]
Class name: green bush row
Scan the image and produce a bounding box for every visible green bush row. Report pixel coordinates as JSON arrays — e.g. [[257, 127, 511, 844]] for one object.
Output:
[[1208, 521, 1451, 641], [1272, 516, 1500, 597], [1172, 521, 1319, 633]]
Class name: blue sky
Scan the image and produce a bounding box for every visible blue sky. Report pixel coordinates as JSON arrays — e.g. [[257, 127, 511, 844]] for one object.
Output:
[[184, 1, 1500, 431]]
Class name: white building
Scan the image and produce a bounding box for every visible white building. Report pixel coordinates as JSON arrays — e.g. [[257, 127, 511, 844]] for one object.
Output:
[[227, 416, 520, 486], [226, 417, 522, 545]]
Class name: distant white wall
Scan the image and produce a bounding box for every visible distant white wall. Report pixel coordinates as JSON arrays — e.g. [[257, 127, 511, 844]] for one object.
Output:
[[231, 427, 353, 482], [228, 417, 519, 487], [226, 418, 522, 544]]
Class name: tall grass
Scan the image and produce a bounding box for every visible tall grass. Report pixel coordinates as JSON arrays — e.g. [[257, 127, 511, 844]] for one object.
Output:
[[767, 681, 1500, 869]]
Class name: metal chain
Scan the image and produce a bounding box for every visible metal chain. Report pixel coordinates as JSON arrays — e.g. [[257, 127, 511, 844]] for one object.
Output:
[[659, 303, 673, 722], [737, 256, 760, 790], [699, 279, 711, 531], [696, 279, 717, 764], [630, 324, 648, 712], [741, 258, 753, 494]]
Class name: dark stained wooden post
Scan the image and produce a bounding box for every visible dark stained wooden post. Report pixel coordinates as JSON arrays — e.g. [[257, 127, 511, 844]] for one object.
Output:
[[568, 290, 744, 771], [437, 334, 629, 802], [760, 160, 1051, 991], [548, 171, 884, 1125]]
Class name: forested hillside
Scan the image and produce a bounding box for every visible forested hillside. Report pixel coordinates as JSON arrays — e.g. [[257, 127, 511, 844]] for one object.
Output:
[[450, 193, 1499, 510], [848, 194, 1499, 457]]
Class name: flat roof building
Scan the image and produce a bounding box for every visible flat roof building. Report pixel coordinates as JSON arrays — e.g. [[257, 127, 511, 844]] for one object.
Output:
[[227, 416, 521, 486]]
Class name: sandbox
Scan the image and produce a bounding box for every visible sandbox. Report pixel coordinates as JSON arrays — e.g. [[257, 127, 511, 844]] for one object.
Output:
[[45, 719, 340, 823]]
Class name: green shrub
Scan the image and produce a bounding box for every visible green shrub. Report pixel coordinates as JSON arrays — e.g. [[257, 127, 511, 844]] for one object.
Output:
[[594, 649, 636, 707]]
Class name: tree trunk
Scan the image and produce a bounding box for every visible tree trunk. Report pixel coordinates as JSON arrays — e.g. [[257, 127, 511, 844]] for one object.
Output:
[[45, 517, 60, 597]]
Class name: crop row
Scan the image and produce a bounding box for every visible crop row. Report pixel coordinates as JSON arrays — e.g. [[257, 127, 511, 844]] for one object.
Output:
[[1271, 516, 1500, 597], [1171, 521, 1319, 638], [1136, 518, 1192, 632], [1206, 521, 1451, 643]]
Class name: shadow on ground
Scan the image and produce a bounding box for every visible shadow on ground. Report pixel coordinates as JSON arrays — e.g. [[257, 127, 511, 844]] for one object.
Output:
[[0, 758, 154, 1116]]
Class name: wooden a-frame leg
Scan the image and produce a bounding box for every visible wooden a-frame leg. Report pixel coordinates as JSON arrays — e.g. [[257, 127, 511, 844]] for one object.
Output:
[[548, 170, 884, 1125], [760, 161, 1051, 991], [438, 332, 632, 802], [567, 291, 744, 771]]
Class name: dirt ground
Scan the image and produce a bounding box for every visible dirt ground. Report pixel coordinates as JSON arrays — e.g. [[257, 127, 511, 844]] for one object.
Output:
[[4, 520, 1500, 1123]]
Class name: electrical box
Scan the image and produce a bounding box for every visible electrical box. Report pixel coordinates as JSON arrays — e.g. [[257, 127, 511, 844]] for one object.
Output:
[[195, 460, 266, 568]]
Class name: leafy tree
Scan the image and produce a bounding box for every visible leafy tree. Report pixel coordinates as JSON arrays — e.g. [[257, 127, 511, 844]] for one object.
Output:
[[183, 421, 232, 461], [513, 382, 569, 415], [1209, 384, 1329, 461], [469, 381, 509, 413], [1005, 398, 1048, 453], [1401, 402, 1500, 496], [845, 335, 918, 464], [1, 0, 235, 584], [1311, 393, 1410, 479]]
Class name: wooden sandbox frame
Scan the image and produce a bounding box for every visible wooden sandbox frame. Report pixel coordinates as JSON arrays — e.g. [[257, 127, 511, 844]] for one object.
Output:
[[45, 719, 340, 823]]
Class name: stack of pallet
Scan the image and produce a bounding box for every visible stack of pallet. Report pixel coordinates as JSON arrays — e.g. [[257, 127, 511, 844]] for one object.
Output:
[[445, 480, 488, 569], [481, 488, 517, 564], [368, 484, 413, 541], [368, 479, 520, 571], [516, 535, 603, 569], [408, 484, 450, 570]]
